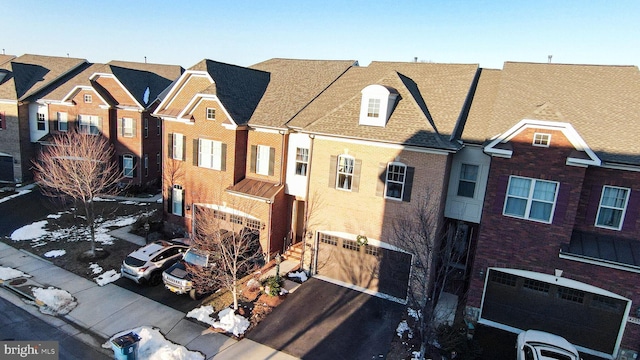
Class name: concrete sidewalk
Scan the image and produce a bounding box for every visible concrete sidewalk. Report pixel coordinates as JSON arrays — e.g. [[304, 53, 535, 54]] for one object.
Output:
[[0, 241, 298, 359]]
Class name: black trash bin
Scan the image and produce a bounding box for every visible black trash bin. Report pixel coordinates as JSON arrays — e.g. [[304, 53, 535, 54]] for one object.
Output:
[[111, 332, 141, 360]]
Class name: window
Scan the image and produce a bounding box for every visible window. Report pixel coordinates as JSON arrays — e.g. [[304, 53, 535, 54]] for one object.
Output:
[[523, 279, 550, 294], [206, 108, 216, 120], [367, 98, 380, 117], [342, 239, 359, 251], [57, 112, 68, 132], [213, 210, 226, 220], [230, 214, 243, 225], [172, 133, 184, 160], [504, 176, 558, 223], [84, 94, 92, 103], [533, 133, 551, 147], [144, 118, 148, 138], [78, 115, 100, 134], [595, 186, 630, 230], [122, 118, 134, 137], [256, 145, 271, 175], [336, 155, 355, 191], [295, 148, 309, 176], [245, 218, 261, 230], [490, 271, 517, 287], [557, 287, 584, 304], [457, 164, 479, 198], [144, 154, 148, 177], [198, 139, 223, 170], [123, 155, 134, 178], [385, 162, 406, 200], [171, 185, 183, 216], [320, 234, 338, 246], [37, 113, 46, 131]]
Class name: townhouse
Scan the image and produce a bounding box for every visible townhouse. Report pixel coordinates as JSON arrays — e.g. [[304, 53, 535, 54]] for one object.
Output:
[[33, 60, 183, 187], [462, 62, 640, 359], [287, 61, 480, 304], [153, 58, 353, 259], [0, 54, 88, 183]]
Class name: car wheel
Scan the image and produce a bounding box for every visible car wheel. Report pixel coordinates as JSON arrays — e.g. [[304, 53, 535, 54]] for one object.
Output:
[[149, 272, 162, 286], [189, 289, 201, 300]]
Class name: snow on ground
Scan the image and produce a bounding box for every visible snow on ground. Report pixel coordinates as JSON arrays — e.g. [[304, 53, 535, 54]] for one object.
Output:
[[187, 306, 250, 337], [104, 326, 204, 360], [95, 269, 120, 286], [10, 220, 48, 241], [44, 249, 66, 258], [288, 270, 308, 282], [89, 263, 103, 274], [407, 307, 420, 321], [0, 189, 32, 204], [0, 266, 31, 280], [396, 319, 413, 338], [93, 197, 116, 202], [32, 287, 77, 315], [47, 214, 62, 219]]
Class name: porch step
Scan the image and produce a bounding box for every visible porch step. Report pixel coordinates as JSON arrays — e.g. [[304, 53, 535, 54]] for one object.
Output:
[[283, 242, 304, 261]]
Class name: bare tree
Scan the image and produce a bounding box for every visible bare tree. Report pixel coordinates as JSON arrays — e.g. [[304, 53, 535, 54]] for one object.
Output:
[[392, 191, 468, 357], [190, 205, 263, 309], [32, 131, 123, 256]]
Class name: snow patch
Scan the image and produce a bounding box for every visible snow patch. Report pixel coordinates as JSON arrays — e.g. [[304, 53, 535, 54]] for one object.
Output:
[[11, 220, 48, 241], [0, 189, 32, 204], [47, 214, 62, 219], [288, 270, 308, 282], [89, 263, 103, 274], [32, 287, 77, 315], [44, 249, 66, 258], [396, 320, 413, 339], [95, 269, 120, 286], [187, 306, 250, 337], [407, 307, 420, 321], [186, 305, 216, 326], [0, 266, 31, 280], [105, 326, 204, 360]]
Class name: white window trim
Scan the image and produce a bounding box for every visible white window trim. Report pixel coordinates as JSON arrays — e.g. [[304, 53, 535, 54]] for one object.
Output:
[[172, 184, 183, 216], [457, 163, 479, 198], [206, 107, 216, 120], [384, 162, 406, 200], [122, 118, 134, 137], [172, 133, 184, 161], [595, 185, 630, 231], [84, 94, 92, 103], [256, 145, 270, 175], [335, 154, 355, 191], [123, 155, 134, 178], [532, 132, 551, 147], [57, 112, 68, 132], [367, 98, 380, 118], [503, 176, 559, 224], [37, 112, 46, 130], [198, 138, 222, 170], [78, 115, 100, 135], [295, 147, 309, 176]]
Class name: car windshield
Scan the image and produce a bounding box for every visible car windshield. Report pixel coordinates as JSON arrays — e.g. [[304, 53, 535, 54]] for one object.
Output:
[[538, 349, 574, 360], [184, 250, 208, 267], [124, 256, 146, 267]]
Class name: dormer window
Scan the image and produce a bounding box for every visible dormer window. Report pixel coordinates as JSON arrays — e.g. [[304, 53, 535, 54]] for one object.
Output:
[[533, 133, 551, 147], [359, 84, 398, 127], [84, 94, 92, 103]]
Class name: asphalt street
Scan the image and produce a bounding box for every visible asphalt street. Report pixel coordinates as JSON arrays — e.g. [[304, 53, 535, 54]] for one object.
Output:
[[0, 295, 111, 360], [0, 188, 65, 237]]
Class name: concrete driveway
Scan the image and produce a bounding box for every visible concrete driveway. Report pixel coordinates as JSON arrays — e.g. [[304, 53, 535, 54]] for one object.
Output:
[[246, 278, 404, 360]]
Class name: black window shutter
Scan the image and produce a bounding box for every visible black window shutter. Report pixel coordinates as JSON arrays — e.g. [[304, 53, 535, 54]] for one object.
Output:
[[221, 143, 227, 171], [351, 159, 362, 192], [328, 155, 337, 188], [193, 139, 199, 166], [182, 136, 186, 161], [167, 133, 173, 159], [552, 183, 569, 224], [117, 118, 123, 137], [376, 162, 387, 197], [132, 119, 137, 137], [585, 185, 602, 225], [181, 189, 185, 215], [402, 167, 415, 202], [118, 155, 123, 174], [623, 189, 640, 231], [268, 147, 275, 176], [167, 186, 173, 214], [493, 175, 510, 214], [250, 145, 257, 173], [132, 156, 138, 178]]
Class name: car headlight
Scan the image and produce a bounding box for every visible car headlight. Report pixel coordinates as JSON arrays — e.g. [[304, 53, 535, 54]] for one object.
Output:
[[186, 281, 192, 287]]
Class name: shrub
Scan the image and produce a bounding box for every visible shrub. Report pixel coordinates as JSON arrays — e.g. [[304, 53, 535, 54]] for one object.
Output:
[[263, 275, 282, 296]]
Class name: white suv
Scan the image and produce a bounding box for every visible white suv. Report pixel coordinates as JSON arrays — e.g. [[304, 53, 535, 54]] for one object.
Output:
[[516, 330, 581, 360], [121, 240, 188, 285]]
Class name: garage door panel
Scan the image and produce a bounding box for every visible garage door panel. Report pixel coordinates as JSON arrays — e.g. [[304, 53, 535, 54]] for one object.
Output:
[[317, 234, 410, 300], [482, 269, 624, 355], [0, 156, 13, 182]]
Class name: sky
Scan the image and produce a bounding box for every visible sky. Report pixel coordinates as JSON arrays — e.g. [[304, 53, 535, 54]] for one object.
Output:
[[2, 0, 639, 69]]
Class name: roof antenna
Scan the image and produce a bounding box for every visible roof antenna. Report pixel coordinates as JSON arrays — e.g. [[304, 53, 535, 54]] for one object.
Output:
[[144, 56, 147, 64], [548, 55, 552, 63], [414, 57, 418, 63], [2, 49, 5, 55], [67, 53, 69, 57]]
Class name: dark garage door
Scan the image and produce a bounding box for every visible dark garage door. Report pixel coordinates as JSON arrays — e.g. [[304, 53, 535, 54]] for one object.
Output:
[[316, 232, 411, 300], [481, 268, 627, 356], [0, 155, 13, 182]]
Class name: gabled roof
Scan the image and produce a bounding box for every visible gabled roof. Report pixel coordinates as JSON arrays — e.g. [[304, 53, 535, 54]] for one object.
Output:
[[464, 62, 640, 165], [36, 63, 109, 104], [287, 62, 479, 150], [156, 59, 269, 125], [0, 54, 87, 101], [0, 54, 15, 66], [248, 58, 355, 128]]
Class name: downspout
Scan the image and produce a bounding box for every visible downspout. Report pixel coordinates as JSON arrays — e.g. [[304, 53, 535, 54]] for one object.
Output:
[[267, 199, 273, 262]]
